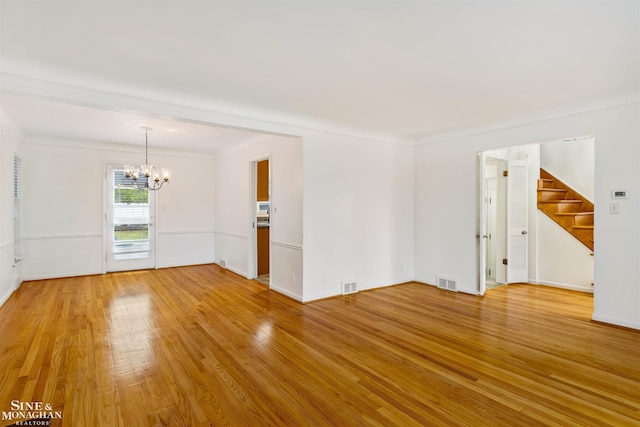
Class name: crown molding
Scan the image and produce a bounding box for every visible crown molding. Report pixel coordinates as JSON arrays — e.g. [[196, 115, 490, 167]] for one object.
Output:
[[415, 93, 640, 146], [21, 135, 216, 159], [0, 72, 413, 147]]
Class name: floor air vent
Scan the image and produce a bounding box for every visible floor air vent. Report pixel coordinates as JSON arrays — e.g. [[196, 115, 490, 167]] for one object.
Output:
[[437, 275, 459, 292], [342, 280, 358, 295]]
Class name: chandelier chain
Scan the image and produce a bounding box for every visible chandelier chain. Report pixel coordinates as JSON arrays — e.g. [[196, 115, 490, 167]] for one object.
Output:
[[123, 127, 171, 191]]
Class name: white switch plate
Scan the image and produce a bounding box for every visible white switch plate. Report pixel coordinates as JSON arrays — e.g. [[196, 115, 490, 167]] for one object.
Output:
[[609, 202, 620, 215]]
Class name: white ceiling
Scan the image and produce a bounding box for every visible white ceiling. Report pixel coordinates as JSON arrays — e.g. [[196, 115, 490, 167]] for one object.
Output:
[[1, 1, 638, 150]]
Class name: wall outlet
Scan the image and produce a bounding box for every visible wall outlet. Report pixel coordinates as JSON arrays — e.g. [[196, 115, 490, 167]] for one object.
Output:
[[219, 258, 227, 268], [290, 273, 295, 283]]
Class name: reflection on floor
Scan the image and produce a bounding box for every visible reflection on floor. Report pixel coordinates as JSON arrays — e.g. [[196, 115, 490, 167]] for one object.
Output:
[[256, 274, 269, 286]]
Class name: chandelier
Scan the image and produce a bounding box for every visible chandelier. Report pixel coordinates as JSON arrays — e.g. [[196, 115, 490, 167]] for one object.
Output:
[[123, 127, 171, 191]]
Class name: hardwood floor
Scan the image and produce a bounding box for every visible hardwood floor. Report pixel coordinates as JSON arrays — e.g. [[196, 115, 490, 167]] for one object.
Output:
[[1, 265, 639, 426]]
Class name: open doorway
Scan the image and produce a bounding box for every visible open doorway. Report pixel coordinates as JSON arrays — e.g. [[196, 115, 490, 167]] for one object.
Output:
[[478, 136, 594, 295], [253, 158, 270, 286], [479, 151, 531, 293], [483, 157, 507, 289]]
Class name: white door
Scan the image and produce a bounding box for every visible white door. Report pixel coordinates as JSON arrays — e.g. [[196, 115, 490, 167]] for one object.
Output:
[[506, 160, 528, 283], [106, 165, 155, 272], [486, 178, 498, 281]]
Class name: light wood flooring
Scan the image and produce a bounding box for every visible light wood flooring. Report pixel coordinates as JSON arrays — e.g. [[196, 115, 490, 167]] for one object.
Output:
[[1, 264, 639, 426]]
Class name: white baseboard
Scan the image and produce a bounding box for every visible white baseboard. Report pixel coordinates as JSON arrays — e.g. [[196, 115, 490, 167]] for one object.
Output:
[[531, 280, 593, 293], [592, 312, 640, 331], [270, 284, 303, 302], [217, 263, 247, 279], [23, 269, 103, 282], [0, 287, 15, 308]]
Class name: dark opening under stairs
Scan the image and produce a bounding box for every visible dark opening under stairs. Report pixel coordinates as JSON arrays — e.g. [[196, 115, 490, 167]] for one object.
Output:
[[537, 168, 594, 252]]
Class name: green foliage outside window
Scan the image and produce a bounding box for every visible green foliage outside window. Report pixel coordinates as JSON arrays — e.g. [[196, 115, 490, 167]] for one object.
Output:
[[114, 187, 149, 204]]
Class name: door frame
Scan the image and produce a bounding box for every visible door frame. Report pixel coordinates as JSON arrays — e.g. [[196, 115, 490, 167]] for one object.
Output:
[[247, 153, 271, 283], [477, 152, 487, 295], [103, 162, 157, 273], [478, 154, 510, 294]]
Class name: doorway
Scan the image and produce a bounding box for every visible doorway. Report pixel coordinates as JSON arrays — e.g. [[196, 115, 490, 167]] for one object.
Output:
[[478, 149, 532, 294], [482, 157, 509, 290], [484, 158, 507, 289], [105, 164, 155, 272], [478, 137, 595, 295], [253, 158, 270, 286]]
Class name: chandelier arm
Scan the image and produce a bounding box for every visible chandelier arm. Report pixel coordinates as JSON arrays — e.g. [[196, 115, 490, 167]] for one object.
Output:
[[147, 180, 168, 191]]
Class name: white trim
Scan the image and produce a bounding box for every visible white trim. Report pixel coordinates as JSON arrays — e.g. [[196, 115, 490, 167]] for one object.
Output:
[[531, 280, 594, 294], [22, 234, 102, 240], [215, 230, 247, 240], [152, 186, 159, 270], [218, 263, 247, 278], [22, 135, 217, 159], [271, 241, 303, 251], [0, 241, 11, 250], [102, 161, 109, 274], [417, 95, 640, 146], [458, 288, 482, 296], [0, 288, 16, 308], [159, 230, 215, 236], [23, 269, 103, 282], [270, 285, 303, 302], [592, 313, 640, 331], [1, 72, 410, 146]]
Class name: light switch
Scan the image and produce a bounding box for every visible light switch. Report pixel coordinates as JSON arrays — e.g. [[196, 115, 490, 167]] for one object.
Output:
[[609, 202, 620, 215]]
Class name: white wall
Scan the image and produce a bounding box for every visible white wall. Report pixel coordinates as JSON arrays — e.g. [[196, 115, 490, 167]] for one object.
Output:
[[303, 131, 415, 301], [214, 127, 415, 304], [541, 137, 595, 201], [537, 213, 594, 291], [215, 134, 303, 300], [20, 137, 215, 280], [537, 137, 595, 291], [155, 153, 216, 268], [0, 111, 21, 305], [415, 102, 640, 330]]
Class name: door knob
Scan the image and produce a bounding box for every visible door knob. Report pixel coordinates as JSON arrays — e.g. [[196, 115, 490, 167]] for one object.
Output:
[[521, 230, 528, 235]]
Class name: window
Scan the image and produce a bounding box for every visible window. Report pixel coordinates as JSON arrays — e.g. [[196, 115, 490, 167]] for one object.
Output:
[[112, 169, 150, 260]]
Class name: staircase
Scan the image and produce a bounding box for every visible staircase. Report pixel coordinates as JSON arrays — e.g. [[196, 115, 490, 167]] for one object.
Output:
[[537, 168, 594, 251]]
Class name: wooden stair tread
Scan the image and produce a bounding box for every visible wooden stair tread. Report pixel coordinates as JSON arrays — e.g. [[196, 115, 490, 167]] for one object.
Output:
[[537, 188, 567, 192], [539, 200, 583, 204], [557, 212, 594, 216], [573, 225, 594, 230]]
